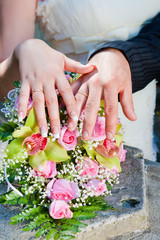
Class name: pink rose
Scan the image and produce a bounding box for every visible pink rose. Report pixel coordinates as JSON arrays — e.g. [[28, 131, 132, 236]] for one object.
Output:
[[90, 116, 106, 141], [22, 133, 47, 155], [14, 96, 33, 114], [76, 156, 99, 177], [58, 126, 79, 151], [84, 179, 106, 196], [47, 178, 80, 201], [32, 161, 57, 178], [49, 200, 73, 219], [117, 143, 127, 162], [95, 138, 119, 158]]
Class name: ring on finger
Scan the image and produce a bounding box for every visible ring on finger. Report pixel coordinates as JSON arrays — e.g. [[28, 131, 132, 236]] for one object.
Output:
[[77, 91, 88, 98], [32, 88, 43, 93]]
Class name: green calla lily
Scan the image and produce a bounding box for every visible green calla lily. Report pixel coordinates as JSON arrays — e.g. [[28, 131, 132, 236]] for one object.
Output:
[[96, 153, 121, 172], [83, 142, 121, 172], [12, 126, 33, 138], [83, 143, 96, 159], [44, 138, 70, 162], [25, 108, 37, 129], [5, 138, 27, 162], [116, 123, 122, 133], [115, 134, 123, 147], [7, 108, 70, 170], [29, 151, 48, 171]]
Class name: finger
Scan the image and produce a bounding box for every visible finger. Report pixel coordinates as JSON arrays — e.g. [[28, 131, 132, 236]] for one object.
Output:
[[64, 56, 95, 74], [44, 84, 60, 139], [82, 83, 101, 141], [56, 73, 78, 130], [32, 88, 48, 137], [120, 87, 137, 121], [75, 82, 88, 118], [59, 76, 83, 108], [18, 81, 30, 121], [104, 88, 118, 140], [67, 82, 88, 131]]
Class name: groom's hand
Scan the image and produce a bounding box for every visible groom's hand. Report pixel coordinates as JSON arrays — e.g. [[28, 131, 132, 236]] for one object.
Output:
[[69, 48, 137, 140]]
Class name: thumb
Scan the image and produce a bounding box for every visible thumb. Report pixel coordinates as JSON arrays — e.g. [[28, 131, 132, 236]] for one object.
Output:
[[64, 56, 95, 74]]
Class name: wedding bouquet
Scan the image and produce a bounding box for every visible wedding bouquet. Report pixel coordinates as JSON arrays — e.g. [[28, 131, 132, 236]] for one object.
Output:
[[0, 74, 126, 240]]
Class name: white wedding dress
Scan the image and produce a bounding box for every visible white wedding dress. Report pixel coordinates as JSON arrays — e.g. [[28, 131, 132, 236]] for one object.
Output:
[[35, 0, 160, 161]]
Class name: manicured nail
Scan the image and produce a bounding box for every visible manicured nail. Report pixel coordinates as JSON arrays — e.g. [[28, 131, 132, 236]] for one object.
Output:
[[70, 111, 78, 122], [52, 126, 59, 139], [82, 131, 89, 140], [106, 132, 113, 140], [68, 122, 74, 129], [41, 126, 47, 138], [18, 112, 23, 122]]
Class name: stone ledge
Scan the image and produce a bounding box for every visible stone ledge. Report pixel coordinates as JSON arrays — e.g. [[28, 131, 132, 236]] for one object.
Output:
[[0, 146, 147, 240]]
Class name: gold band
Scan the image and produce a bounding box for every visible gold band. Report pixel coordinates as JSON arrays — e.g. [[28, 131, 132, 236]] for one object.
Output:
[[32, 88, 43, 93], [77, 92, 88, 98]]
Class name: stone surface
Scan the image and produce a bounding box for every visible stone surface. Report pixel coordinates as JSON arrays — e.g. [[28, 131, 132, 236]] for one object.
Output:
[[111, 159, 160, 240], [0, 146, 147, 240]]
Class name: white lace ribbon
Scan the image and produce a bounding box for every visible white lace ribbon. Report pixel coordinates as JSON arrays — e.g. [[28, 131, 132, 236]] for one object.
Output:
[[5, 164, 23, 197]]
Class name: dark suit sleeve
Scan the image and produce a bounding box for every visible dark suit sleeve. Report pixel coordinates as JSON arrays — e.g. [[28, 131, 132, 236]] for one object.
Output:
[[89, 13, 160, 93]]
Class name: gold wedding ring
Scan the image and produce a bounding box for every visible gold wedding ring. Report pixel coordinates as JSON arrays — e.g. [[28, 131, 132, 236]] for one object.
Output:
[[32, 88, 43, 93], [77, 92, 88, 98]]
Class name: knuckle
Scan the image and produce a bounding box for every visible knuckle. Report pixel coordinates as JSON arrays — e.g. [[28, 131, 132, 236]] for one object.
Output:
[[46, 97, 57, 106], [105, 105, 117, 115], [60, 86, 72, 95], [33, 97, 43, 106], [75, 94, 83, 103], [85, 102, 94, 111], [50, 118, 60, 126], [37, 117, 46, 126]]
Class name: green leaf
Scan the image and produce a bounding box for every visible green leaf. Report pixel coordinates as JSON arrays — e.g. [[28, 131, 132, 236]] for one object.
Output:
[[13, 126, 33, 138], [46, 229, 58, 240], [5, 138, 27, 161], [29, 151, 48, 171], [64, 219, 87, 228], [10, 207, 41, 224], [0, 122, 17, 141], [73, 211, 97, 220], [60, 235, 75, 240], [45, 139, 70, 162], [59, 226, 79, 235], [96, 154, 121, 172], [25, 108, 37, 129], [14, 81, 21, 88]]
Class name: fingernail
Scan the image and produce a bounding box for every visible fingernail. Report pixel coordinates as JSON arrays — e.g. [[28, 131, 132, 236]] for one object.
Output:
[[18, 112, 23, 122], [106, 132, 113, 140], [70, 111, 78, 122], [82, 131, 89, 140], [91, 65, 97, 70], [52, 126, 59, 139], [132, 112, 137, 120], [68, 122, 74, 129], [41, 126, 47, 138]]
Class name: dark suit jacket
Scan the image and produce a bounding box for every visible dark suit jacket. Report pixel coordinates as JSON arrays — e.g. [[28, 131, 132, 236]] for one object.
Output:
[[89, 13, 160, 93]]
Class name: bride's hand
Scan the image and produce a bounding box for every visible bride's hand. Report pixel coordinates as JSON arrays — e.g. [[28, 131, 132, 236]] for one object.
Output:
[[70, 49, 137, 140], [14, 39, 94, 138]]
